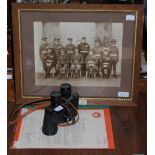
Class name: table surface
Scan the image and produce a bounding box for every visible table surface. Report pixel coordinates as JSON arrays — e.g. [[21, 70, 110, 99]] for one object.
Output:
[[8, 93, 147, 155]]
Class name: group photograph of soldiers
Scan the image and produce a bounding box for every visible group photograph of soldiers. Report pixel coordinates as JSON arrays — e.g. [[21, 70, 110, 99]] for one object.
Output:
[[34, 22, 123, 87], [39, 36, 119, 80]]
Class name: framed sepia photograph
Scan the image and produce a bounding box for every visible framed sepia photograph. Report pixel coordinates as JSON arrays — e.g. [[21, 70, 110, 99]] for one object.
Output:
[[12, 3, 144, 106]]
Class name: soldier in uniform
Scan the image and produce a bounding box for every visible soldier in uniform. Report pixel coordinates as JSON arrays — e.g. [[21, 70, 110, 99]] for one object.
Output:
[[56, 48, 70, 79], [78, 37, 90, 75], [85, 49, 98, 78], [100, 48, 111, 79], [78, 37, 90, 61], [39, 37, 49, 61], [65, 38, 75, 60], [109, 39, 119, 77], [42, 47, 57, 79], [70, 47, 84, 78], [52, 38, 63, 56]]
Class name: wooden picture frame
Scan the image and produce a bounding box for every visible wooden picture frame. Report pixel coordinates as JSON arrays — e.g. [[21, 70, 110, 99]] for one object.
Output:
[[12, 3, 144, 106]]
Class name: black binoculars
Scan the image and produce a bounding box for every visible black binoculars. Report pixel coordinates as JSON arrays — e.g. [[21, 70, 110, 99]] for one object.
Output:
[[42, 83, 79, 136]]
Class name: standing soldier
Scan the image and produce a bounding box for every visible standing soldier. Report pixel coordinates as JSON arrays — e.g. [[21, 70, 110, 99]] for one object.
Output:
[[39, 37, 49, 61], [65, 38, 75, 60], [109, 39, 119, 77], [78, 37, 90, 61], [52, 38, 63, 56], [78, 37, 90, 74]]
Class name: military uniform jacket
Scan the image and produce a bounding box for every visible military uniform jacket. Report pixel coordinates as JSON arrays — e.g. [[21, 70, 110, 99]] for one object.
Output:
[[46, 53, 57, 65], [109, 46, 119, 61], [100, 56, 111, 69], [85, 55, 97, 64], [70, 54, 84, 65], [94, 47, 102, 56], [66, 44, 75, 54], [52, 44, 63, 55], [39, 43, 49, 60], [57, 54, 69, 65], [78, 43, 90, 53]]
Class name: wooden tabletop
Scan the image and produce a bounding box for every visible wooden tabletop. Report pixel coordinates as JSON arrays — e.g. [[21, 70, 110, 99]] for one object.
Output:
[[8, 93, 146, 155]]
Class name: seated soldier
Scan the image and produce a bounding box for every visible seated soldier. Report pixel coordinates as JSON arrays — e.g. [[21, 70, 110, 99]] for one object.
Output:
[[56, 48, 69, 79], [85, 49, 98, 78], [42, 46, 56, 79], [100, 48, 112, 79], [40, 48, 48, 78], [70, 47, 84, 78], [40, 49, 47, 63]]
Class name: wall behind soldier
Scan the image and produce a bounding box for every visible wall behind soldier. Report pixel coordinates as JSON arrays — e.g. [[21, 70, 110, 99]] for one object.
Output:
[[43, 22, 60, 44], [34, 22, 123, 75], [59, 22, 96, 47]]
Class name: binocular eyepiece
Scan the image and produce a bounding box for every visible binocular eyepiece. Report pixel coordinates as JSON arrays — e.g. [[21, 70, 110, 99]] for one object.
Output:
[[42, 83, 79, 136]]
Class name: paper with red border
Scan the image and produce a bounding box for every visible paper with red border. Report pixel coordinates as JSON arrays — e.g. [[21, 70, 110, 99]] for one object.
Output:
[[12, 108, 115, 149]]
